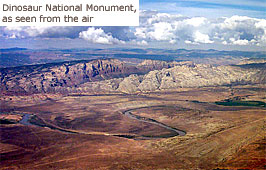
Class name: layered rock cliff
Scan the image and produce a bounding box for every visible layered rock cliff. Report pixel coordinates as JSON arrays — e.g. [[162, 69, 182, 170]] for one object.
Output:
[[0, 59, 130, 94], [118, 63, 265, 93], [0, 59, 175, 94], [0, 59, 265, 95]]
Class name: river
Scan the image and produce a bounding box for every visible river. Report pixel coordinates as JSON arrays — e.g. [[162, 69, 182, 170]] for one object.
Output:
[[17, 111, 186, 139], [124, 110, 186, 137]]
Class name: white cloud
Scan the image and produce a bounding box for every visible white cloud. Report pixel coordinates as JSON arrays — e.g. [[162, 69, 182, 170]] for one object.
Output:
[[3, 26, 88, 39], [137, 40, 148, 45], [134, 12, 266, 46], [193, 31, 214, 44], [4, 26, 23, 31], [255, 20, 266, 29], [213, 15, 266, 46], [1, 11, 265, 48], [134, 27, 147, 39], [184, 17, 207, 27], [169, 39, 177, 44], [79, 27, 125, 45], [5, 26, 53, 37], [185, 40, 195, 44], [147, 22, 174, 41], [230, 38, 249, 45]]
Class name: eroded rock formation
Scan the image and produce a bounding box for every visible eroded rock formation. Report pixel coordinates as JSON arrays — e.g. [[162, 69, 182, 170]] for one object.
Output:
[[0, 59, 265, 95]]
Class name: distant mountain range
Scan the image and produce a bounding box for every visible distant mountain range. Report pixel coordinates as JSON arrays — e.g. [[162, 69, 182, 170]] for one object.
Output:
[[0, 47, 28, 52], [1, 48, 265, 68]]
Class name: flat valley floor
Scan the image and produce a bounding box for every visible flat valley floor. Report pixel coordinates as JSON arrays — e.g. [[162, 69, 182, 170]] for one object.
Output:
[[0, 85, 265, 169]]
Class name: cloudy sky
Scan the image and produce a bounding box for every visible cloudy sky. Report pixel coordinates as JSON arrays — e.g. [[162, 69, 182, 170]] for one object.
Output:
[[1, 0, 266, 51]]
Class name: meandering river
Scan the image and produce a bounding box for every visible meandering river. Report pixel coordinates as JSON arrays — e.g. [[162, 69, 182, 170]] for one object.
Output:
[[17, 110, 186, 139]]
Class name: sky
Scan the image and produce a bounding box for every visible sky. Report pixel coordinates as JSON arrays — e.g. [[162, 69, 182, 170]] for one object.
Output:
[[0, 0, 266, 51]]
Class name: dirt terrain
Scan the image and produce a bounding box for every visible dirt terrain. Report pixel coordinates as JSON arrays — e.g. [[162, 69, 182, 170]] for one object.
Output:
[[1, 83, 265, 169]]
